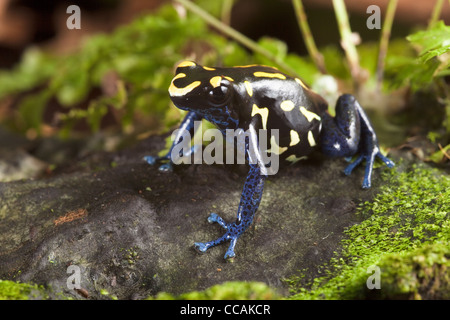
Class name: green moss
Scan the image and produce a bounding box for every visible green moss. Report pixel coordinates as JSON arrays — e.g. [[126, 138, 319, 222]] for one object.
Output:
[[0, 280, 46, 300], [149, 281, 279, 300], [288, 163, 450, 299], [377, 242, 450, 299]]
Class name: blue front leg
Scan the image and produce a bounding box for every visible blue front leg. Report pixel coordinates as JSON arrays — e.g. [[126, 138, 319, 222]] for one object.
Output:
[[144, 111, 203, 172], [320, 94, 394, 188], [194, 118, 267, 260], [194, 163, 266, 259]]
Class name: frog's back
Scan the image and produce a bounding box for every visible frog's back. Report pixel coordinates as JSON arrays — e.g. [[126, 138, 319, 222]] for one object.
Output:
[[226, 65, 328, 160], [174, 62, 328, 161]]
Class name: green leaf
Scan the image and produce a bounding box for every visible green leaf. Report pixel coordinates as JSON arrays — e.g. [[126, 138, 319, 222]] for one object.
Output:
[[55, 71, 90, 106], [254, 37, 288, 66], [428, 144, 450, 163], [18, 91, 52, 132], [321, 46, 351, 80], [419, 45, 450, 63], [86, 101, 109, 132], [0, 48, 57, 99], [407, 21, 450, 58], [385, 21, 450, 91], [284, 54, 317, 84]]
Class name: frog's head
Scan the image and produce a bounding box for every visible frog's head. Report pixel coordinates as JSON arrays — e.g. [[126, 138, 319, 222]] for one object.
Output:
[[168, 61, 235, 118]]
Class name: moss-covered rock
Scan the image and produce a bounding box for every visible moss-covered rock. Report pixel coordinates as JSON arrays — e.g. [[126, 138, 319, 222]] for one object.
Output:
[[1, 128, 448, 300], [0, 133, 380, 299], [0, 280, 47, 300], [150, 281, 279, 300], [377, 243, 450, 299], [288, 163, 450, 299]]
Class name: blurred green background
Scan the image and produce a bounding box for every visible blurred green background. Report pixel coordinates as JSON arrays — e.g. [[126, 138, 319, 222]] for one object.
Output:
[[0, 0, 448, 161]]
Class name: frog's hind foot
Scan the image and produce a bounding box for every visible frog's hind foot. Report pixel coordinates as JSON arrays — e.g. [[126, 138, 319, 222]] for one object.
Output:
[[320, 94, 395, 189], [194, 213, 239, 260], [344, 150, 395, 188]]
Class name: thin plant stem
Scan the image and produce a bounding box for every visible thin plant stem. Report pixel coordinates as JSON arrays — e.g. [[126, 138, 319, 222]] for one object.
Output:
[[429, 0, 444, 28], [221, 0, 234, 25], [332, 0, 361, 91], [292, 0, 327, 74], [376, 0, 398, 92], [174, 0, 300, 77]]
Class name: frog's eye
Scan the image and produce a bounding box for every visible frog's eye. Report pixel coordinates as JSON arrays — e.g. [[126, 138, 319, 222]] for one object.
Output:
[[207, 85, 230, 106]]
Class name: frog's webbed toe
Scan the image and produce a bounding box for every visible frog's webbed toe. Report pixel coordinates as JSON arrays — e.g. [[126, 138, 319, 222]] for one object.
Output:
[[143, 155, 174, 172], [194, 213, 240, 260], [157, 162, 173, 172], [344, 150, 395, 188]]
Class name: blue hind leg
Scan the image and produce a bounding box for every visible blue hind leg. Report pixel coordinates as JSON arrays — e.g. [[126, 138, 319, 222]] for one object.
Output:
[[144, 111, 202, 172], [320, 94, 394, 188]]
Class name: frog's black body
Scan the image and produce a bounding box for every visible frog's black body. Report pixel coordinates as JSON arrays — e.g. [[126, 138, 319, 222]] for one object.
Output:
[[145, 61, 394, 259], [166, 62, 326, 163]]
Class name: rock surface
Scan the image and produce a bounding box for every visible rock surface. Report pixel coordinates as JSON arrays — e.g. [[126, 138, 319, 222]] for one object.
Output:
[[0, 133, 384, 299]]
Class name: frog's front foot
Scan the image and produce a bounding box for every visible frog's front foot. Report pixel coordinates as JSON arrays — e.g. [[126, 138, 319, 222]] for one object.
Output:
[[194, 213, 241, 260], [344, 150, 395, 188], [143, 155, 173, 172]]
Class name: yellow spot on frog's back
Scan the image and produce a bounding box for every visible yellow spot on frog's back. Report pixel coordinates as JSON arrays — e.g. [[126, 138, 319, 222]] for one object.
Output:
[[169, 73, 201, 97], [307, 130, 317, 147], [244, 81, 253, 97], [253, 71, 286, 79], [177, 61, 196, 68], [234, 64, 260, 68], [286, 154, 307, 163], [210, 76, 222, 88], [300, 106, 321, 122], [251, 104, 269, 130], [295, 77, 308, 89], [289, 130, 300, 146], [267, 135, 288, 155], [224, 76, 234, 82], [280, 100, 295, 112], [203, 66, 216, 71]]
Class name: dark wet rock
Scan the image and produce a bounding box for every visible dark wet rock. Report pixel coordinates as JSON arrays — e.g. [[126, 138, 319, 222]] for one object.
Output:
[[0, 134, 385, 299]]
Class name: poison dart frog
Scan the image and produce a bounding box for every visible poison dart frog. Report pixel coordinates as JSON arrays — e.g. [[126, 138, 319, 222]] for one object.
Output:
[[144, 60, 395, 260]]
